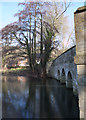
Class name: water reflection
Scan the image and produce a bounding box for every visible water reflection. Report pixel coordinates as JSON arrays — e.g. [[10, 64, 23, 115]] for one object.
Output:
[[2, 76, 79, 119]]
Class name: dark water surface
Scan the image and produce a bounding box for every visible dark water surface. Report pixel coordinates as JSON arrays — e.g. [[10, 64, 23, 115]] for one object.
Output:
[[2, 75, 80, 119]]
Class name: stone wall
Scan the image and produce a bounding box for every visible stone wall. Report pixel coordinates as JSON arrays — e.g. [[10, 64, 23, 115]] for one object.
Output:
[[74, 6, 86, 119], [48, 45, 78, 95]]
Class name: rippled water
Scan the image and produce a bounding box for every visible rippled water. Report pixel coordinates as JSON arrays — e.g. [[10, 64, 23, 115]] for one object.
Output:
[[2, 75, 80, 119]]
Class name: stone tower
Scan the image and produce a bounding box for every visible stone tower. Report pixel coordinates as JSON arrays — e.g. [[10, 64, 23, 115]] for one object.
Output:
[[74, 6, 86, 119]]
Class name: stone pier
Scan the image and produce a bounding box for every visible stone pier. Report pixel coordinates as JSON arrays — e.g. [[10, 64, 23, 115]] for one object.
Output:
[[74, 6, 86, 119]]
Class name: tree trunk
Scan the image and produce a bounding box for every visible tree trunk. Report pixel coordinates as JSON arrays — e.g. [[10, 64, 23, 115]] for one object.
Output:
[[29, 16, 33, 70], [42, 66, 47, 78], [33, 6, 37, 68], [40, 13, 43, 68]]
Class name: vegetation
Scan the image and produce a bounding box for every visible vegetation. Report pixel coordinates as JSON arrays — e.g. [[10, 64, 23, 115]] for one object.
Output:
[[2, 67, 27, 75], [0, 2, 72, 78]]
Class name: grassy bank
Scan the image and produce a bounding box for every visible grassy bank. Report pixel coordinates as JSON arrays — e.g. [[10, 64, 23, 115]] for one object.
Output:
[[2, 67, 29, 76], [1, 67, 48, 79]]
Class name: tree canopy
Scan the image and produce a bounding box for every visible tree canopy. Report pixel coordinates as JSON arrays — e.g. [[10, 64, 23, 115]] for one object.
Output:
[[0, 1, 71, 77]]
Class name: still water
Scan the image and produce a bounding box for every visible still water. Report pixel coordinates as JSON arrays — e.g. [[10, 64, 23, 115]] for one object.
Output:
[[2, 75, 79, 119]]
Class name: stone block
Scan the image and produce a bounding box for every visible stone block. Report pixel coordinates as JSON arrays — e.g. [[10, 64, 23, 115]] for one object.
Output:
[[66, 80, 73, 88], [74, 55, 86, 65], [60, 76, 66, 84], [77, 65, 86, 75], [74, 6, 86, 57]]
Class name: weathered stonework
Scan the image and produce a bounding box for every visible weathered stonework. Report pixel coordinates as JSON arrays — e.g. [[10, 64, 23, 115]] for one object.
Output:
[[48, 46, 78, 95], [74, 6, 86, 64], [74, 6, 86, 119], [48, 5, 86, 120]]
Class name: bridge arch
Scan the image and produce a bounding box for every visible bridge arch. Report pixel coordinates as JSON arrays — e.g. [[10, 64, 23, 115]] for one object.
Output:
[[60, 68, 66, 83], [62, 69, 65, 76], [66, 71, 73, 88], [48, 45, 77, 94], [57, 70, 60, 80]]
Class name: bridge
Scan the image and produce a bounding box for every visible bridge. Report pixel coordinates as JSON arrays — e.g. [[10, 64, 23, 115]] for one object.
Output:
[[48, 46, 78, 95], [48, 6, 86, 119]]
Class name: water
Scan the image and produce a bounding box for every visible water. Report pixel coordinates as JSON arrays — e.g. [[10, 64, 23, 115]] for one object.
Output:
[[2, 75, 79, 119]]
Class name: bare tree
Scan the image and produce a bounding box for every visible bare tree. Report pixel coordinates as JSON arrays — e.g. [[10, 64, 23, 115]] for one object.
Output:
[[1, 1, 71, 77]]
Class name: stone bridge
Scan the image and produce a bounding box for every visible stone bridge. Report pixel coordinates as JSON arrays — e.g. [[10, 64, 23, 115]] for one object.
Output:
[[48, 6, 86, 119], [48, 46, 78, 95]]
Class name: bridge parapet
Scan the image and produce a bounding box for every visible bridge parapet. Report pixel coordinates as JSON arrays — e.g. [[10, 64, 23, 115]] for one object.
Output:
[[51, 46, 76, 66]]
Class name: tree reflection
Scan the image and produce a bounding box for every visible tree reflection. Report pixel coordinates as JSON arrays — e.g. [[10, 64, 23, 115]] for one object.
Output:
[[2, 76, 79, 119]]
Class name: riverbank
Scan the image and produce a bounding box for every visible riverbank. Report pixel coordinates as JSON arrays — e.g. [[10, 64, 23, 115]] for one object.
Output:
[[2, 67, 43, 79], [2, 67, 28, 76]]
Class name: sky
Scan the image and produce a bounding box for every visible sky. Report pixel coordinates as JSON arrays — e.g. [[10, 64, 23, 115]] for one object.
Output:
[[0, 2, 22, 29], [0, 1, 85, 50], [0, 1, 85, 30], [65, 2, 84, 34], [65, 2, 84, 24]]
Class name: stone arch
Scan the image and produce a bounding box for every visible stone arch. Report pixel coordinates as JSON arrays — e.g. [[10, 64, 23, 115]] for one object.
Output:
[[62, 68, 65, 76], [68, 71, 72, 79], [66, 71, 73, 88], [60, 68, 66, 83], [58, 70, 60, 80]]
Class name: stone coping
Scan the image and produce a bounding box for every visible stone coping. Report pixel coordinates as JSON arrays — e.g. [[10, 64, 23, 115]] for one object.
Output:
[[74, 6, 86, 14], [53, 45, 76, 63]]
